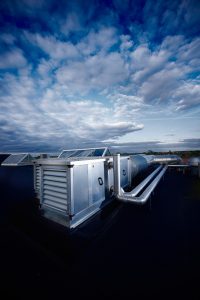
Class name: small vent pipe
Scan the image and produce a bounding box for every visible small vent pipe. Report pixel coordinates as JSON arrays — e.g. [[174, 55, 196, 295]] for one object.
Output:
[[113, 154, 167, 205]]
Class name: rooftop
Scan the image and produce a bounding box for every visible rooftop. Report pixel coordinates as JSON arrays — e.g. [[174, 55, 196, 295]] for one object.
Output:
[[0, 156, 200, 298]]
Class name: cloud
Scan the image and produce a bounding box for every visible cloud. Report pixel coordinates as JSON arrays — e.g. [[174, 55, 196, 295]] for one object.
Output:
[[0, 48, 27, 69], [77, 27, 118, 55], [177, 37, 200, 71], [139, 65, 186, 103], [131, 44, 169, 83], [55, 50, 128, 94], [24, 32, 79, 60], [174, 80, 200, 110], [111, 138, 200, 153], [142, 0, 200, 40], [120, 35, 133, 52], [0, 1, 200, 152], [127, 35, 200, 107], [0, 69, 144, 151]]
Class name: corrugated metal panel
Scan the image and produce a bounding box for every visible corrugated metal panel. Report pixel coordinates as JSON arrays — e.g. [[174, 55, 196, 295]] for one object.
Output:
[[42, 168, 68, 212]]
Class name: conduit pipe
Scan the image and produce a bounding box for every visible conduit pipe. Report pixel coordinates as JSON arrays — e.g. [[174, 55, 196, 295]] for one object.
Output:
[[121, 165, 162, 197], [113, 154, 168, 205], [167, 165, 189, 167]]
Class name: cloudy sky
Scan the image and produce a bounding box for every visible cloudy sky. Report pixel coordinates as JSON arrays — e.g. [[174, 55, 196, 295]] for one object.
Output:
[[0, 0, 200, 153]]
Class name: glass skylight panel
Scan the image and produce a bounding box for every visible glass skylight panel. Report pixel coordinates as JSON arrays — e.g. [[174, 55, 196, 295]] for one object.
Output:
[[59, 147, 107, 158], [1, 153, 29, 166]]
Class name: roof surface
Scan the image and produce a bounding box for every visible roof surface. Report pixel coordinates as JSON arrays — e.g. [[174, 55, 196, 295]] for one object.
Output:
[[0, 158, 200, 298]]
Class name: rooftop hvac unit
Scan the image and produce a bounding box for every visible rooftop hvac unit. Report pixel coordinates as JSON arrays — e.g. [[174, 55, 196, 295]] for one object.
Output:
[[1, 147, 182, 228]]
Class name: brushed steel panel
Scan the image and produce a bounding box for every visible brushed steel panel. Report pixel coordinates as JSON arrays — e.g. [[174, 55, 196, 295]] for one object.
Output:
[[73, 165, 89, 214], [89, 162, 105, 204], [120, 158, 129, 188]]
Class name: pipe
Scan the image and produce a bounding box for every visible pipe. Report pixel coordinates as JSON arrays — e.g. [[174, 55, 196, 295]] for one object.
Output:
[[168, 164, 188, 167], [117, 166, 167, 204], [113, 154, 121, 196], [113, 154, 168, 205], [121, 165, 162, 197]]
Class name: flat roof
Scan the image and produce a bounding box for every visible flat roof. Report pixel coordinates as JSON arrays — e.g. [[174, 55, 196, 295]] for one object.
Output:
[[0, 163, 200, 297]]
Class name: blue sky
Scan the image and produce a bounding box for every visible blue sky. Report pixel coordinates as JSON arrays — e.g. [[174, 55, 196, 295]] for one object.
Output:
[[0, 0, 200, 153]]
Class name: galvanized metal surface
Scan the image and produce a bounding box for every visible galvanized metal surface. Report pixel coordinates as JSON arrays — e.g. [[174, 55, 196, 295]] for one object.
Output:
[[41, 167, 68, 213], [1, 148, 184, 229], [113, 154, 168, 205], [152, 154, 181, 163], [130, 155, 149, 178], [34, 164, 41, 198], [119, 157, 129, 188], [34, 157, 107, 228], [73, 164, 89, 214], [123, 165, 162, 197], [72, 160, 105, 221]]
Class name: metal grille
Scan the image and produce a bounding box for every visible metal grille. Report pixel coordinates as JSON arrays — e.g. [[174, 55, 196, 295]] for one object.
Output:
[[42, 169, 68, 212], [34, 165, 41, 197]]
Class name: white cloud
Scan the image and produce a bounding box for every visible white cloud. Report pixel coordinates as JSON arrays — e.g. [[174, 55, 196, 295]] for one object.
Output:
[[139, 64, 187, 102], [56, 51, 128, 94], [174, 80, 200, 110], [0, 48, 27, 69], [24, 30, 200, 110], [177, 37, 200, 71], [108, 93, 147, 119], [77, 27, 118, 55], [24, 32, 79, 60], [127, 35, 200, 107], [0, 70, 144, 148], [0, 29, 200, 150], [120, 35, 133, 52]]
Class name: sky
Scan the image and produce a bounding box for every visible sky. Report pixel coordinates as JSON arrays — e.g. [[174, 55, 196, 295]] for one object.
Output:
[[0, 0, 200, 153]]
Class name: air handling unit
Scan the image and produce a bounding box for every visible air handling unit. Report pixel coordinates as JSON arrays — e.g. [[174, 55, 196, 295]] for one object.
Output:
[[1, 147, 182, 228]]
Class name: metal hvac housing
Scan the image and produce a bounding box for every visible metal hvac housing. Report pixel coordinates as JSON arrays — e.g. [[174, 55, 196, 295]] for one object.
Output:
[[1, 147, 182, 228]]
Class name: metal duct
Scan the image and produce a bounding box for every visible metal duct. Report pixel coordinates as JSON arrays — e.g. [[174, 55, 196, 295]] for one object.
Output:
[[152, 155, 181, 164], [129, 155, 150, 178]]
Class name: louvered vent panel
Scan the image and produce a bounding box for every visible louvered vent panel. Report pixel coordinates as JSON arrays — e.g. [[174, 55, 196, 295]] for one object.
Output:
[[42, 169, 68, 212], [34, 165, 41, 199], [35, 165, 41, 192]]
